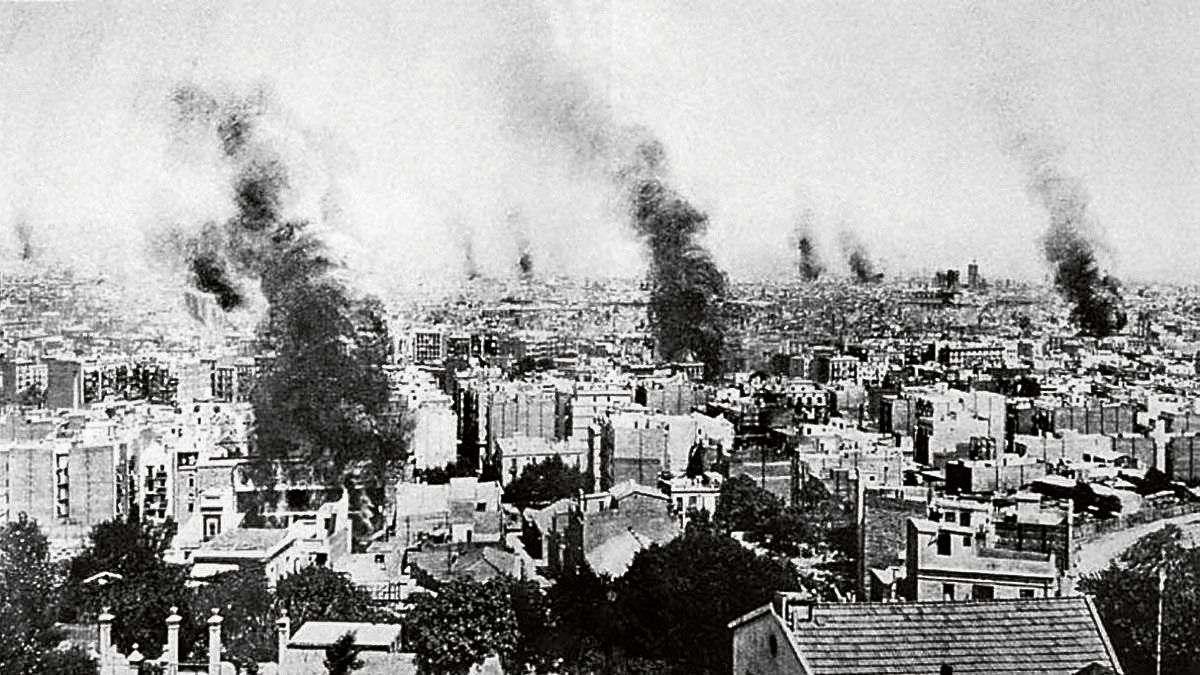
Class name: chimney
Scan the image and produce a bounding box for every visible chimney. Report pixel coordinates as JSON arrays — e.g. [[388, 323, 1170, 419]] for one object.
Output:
[[773, 591, 814, 627]]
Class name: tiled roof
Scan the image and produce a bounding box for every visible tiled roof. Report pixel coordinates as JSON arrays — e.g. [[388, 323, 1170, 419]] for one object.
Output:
[[784, 597, 1121, 674], [197, 527, 289, 553]]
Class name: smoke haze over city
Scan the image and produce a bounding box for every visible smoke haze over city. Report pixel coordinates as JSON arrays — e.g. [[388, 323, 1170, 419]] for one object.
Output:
[[1, 0, 1198, 290]]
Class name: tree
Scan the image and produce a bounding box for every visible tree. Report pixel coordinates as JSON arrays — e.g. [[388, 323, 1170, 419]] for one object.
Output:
[[0, 515, 95, 674], [497, 576, 557, 674], [1081, 524, 1200, 674], [324, 632, 363, 675], [417, 460, 476, 486], [502, 456, 591, 510], [189, 566, 276, 665], [62, 517, 189, 653], [406, 578, 520, 675], [275, 566, 380, 634], [712, 474, 783, 535], [612, 525, 802, 673], [546, 567, 621, 673]]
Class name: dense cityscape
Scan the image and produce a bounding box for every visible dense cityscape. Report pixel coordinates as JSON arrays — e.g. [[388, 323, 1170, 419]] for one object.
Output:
[[3, 2, 1198, 674], [2, 252, 1200, 673]]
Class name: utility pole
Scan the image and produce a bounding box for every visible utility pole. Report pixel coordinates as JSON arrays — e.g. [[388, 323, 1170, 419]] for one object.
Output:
[[1156, 563, 1167, 675]]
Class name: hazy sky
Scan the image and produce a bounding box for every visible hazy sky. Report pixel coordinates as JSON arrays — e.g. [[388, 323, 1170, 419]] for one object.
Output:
[[1, 0, 1197, 287]]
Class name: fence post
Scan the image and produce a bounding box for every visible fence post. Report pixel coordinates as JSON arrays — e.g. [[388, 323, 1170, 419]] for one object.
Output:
[[276, 609, 291, 668], [165, 605, 181, 675], [98, 607, 115, 675], [207, 608, 223, 675]]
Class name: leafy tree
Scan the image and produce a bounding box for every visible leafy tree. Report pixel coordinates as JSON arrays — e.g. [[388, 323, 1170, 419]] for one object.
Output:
[[188, 566, 276, 664], [612, 525, 801, 673], [62, 517, 188, 653], [324, 632, 363, 675], [547, 567, 622, 673], [417, 460, 476, 486], [406, 577, 520, 675], [28, 645, 99, 675], [1081, 524, 1200, 674], [496, 576, 558, 674], [275, 566, 380, 634], [503, 456, 591, 510], [0, 515, 96, 674], [713, 474, 783, 534]]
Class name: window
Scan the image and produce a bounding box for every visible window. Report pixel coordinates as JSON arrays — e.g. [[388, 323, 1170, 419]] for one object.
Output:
[[768, 633, 778, 657], [944, 512, 956, 524], [936, 532, 952, 556], [971, 585, 994, 600], [962, 535, 972, 547], [942, 583, 955, 601], [476, 502, 487, 512], [1020, 589, 1035, 599], [960, 512, 972, 526]]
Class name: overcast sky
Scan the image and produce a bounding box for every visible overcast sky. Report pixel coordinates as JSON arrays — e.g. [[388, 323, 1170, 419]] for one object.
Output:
[[1, 0, 1197, 287]]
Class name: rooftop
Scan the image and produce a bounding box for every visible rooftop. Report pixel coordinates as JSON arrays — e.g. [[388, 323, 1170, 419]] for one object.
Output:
[[737, 596, 1120, 674], [288, 621, 403, 650]]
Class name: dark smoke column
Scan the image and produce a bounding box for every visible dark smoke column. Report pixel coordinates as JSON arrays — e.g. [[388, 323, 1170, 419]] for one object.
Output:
[[797, 235, 823, 282], [170, 84, 403, 490], [839, 231, 882, 283], [495, 32, 729, 379], [1017, 135, 1126, 337], [630, 177, 727, 378]]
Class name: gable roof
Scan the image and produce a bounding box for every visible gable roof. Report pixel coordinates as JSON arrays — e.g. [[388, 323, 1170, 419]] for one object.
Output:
[[772, 597, 1122, 674]]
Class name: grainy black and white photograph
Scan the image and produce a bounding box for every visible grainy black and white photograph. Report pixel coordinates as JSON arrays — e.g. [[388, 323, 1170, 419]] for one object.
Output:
[[0, 1, 1197, 673]]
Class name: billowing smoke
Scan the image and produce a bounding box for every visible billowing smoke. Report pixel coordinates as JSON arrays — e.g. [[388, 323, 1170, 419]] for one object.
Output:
[[170, 84, 402, 488], [185, 224, 244, 311], [797, 236, 822, 281], [795, 212, 823, 282], [1008, 133, 1126, 336], [459, 228, 480, 280], [517, 241, 534, 279], [506, 209, 534, 280], [496, 28, 727, 377], [839, 231, 882, 283], [14, 220, 35, 261]]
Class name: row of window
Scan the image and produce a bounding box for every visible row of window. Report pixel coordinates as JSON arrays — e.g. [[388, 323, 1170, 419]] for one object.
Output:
[[942, 583, 1036, 601]]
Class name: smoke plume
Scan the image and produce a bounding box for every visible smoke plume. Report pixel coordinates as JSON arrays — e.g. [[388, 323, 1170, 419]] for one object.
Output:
[[496, 28, 728, 377], [14, 220, 35, 261], [508, 209, 534, 280], [839, 231, 882, 283], [795, 211, 823, 282], [1007, 132, 1127, 337], [170, 83, 402, 487]]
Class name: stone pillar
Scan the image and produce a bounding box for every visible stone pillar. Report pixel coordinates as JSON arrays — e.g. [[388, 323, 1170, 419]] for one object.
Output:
[[165, 606, 182, 675], [127, 644, 145, 671], [275, 609, 291, 668], [207, 608, 223, 675], [98, 607, 115, 675]]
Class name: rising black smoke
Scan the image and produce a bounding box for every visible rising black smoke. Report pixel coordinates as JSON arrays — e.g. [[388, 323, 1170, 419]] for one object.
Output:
[[797, 235, 822, 281], [13, 220, 35, 261], [170, 84, 403, 488], [517, 241, 534, 279], [508, 210, 535, 280], [497, 39, 728, 377], [1010, 132, 1126, 337], [839, 231, 882, 283], [794, 209, 823, 281]]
